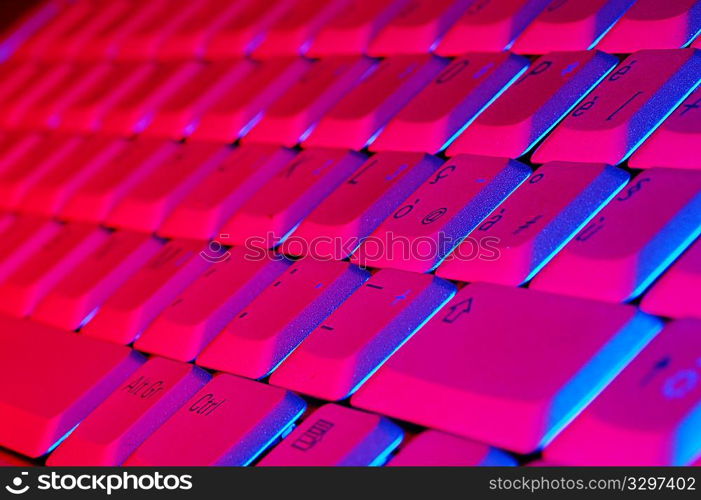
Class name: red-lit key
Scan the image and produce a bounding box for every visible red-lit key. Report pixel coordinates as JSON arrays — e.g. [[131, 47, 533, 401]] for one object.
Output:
[[197, 259, 369, 379], [105, 142, 229, 232], [159, 146, 295, 240], [0, 62, 40, 106], [303, 55, 446, 150], [136, 247, 290, 362], [436, 0, 550, 54], [352, 155, 530, 273], [370, 53, 530, 153], [598, 0, 701, 52], [532, 49, 701, 165], [124, 374, 306, 466], [243, 57, 375, 147], [351, 283, 663, 454], [0, 449, 33, 467], [259, 404, 403, 466], [80, 239, 213, 345], [283, 152, 440, 260], [219, 149, 366, 247], [512, 0, 636, 54], [446, 51, 618, 158], [629, 87, 701, 170], [32, 232, 162, 331], [47, 357, 210, 466], [437, 162, 629, 286], [0, 315, 142, 457], [0, 132, 42, 173], [531, 168, 701, 302], [545, 319, 701, 465], [0, 216, 60, 284]]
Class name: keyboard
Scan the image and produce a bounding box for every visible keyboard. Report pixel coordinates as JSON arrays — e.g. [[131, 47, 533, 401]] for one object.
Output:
[[0, 0, 700, 467]]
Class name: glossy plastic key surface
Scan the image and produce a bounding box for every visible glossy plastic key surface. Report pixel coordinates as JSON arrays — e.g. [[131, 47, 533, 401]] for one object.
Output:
[[0, 216, 60, 284]]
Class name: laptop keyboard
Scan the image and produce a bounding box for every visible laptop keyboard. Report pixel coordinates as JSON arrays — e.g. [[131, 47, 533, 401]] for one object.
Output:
[[0, 0, 700, 467]]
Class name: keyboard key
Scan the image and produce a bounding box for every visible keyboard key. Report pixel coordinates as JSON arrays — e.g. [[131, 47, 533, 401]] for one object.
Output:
[[532, 49, 701, 165], [0, 449, 33, 467], [544, 319, 701, 465], [124, 374, 306, 466], [0, 315, 142, 457], [370, 53, 530, 153], [512, 0, 636, 53], [351, 283, 662, 454], [197, 259, 369, 379], [269, 269, 455, 400], [47, 357, 210, 466], [531, 168, 701, 302], [282, 152, 440, 260], [136, 247, 290, 362], [303, 55, 446, 150], [80, 239, 213, 345], [0, 62, 41, 109], [437, 162, 629, 286], [352, 155, 530, 272], [446, 51, 618, 158], [259, 404, 403, 466], [0, 215, 60, 284]]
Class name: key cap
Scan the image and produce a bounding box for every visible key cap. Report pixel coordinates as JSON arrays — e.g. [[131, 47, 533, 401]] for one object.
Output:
[[370, 53, 530, 153], [352, 155, 531, 273], [545, 319, 701, 465], [303, 55, 446, 150], [47, 357, 209, 466], [32, 232, 162, 331], [197, 259, 369, 379], [124, 374, 306, 466], [0, 132, 42, 174], [0, 62, 40, 105], [532, 49, 701, 165], [512, 0, 636, 54], [282, 152, 440, 260], [0, 315, 142, 457], [436, 0, 550, 54], [446, 51, 618, 158], [259, 404, 403, 466], [0, 216, 60, 284], [158, 146, 295, 240], [105, 142, 230, 233], [351, 283, 663, 454], [531, 168, 701, 302], [0, 449, 33, 467], [136, 247, 290, 362], [388, 430, 515, 466], [437, 162, 629, 286], [598, 0, 701, 52], [80, 239, 213, 345], [243, 57, 376, 147], [219, 149, 366, 247]]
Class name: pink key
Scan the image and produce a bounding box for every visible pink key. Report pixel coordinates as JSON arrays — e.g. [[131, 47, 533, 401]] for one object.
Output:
[[197, 259, 369, 379], [629, 87, 701, 170], [446, 51, 618, 159], [532, 49, 701, 165], [243, 57, 375, 147], [259, 404, 403, 466], [388, 430, 515, 466], [370, 53, 530, 154], [351, 282, 662, 454], [0, 315, 142, 458], [436, 0, 550, 54], [302, 55, 446, 150], [531, 168, 701, 302], [0, 215, 60, 284], [47, 357, 210, 466], [352, 155, 531, 273], [512, 0, 636, 54], [219, 149, 366, 247], [282, 152, 440, 260], [189, 58, 310, 143], [32, 232, 162, 331], [136, 247, 290, 362], [437, 162, 629, 287], [545, 319, 701, 465], [124, 374, 306, 466], [105, 142, 230, 232], [158, 146, 295, 240], [80, 239, 213, 345]]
